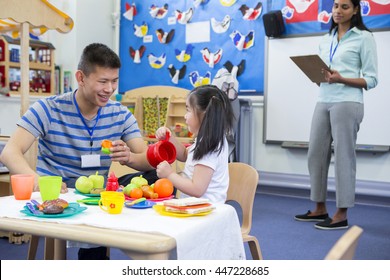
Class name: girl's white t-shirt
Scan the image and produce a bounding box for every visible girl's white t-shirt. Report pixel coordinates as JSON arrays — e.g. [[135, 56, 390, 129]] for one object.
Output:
[[181, 137, 229, 204]]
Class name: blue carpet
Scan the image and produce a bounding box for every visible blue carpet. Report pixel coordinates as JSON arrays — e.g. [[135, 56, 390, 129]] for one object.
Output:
[[1, 190, 389, 260]]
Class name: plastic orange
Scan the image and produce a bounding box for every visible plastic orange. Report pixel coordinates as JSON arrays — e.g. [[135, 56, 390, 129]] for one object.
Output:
[[153, 178, 174, 198], [130, 187, 143, 199]]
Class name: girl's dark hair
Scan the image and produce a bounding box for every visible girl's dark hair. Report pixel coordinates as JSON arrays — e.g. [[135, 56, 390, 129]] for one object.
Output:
[[187, 85, 234, 160], [329, 0, 371, 34], [78, 43, 121, 76]]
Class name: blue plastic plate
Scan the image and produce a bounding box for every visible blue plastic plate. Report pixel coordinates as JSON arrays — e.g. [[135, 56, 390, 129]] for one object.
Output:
[[20, 202, 87, 218]]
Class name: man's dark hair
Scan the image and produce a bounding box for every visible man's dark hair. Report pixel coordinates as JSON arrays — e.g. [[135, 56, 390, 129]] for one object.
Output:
[[77, 43, 121, 76]]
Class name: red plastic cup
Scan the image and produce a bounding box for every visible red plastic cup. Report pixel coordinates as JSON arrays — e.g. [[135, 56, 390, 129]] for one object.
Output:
[[147, 133, 176, 168]]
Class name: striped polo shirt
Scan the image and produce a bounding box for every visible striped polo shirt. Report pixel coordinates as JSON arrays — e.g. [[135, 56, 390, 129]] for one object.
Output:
[[17, 91, 141, 187]]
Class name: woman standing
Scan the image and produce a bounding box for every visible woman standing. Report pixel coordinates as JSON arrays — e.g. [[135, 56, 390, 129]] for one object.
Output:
[[295, 0, 378, 230]]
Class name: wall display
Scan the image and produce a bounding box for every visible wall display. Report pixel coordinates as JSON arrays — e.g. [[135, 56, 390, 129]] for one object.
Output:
[[119, 1, 390, 95], [119, 0, 268, 94]]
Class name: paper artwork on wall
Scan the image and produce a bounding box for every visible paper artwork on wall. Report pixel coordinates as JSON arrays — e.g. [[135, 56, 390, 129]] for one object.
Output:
[[156, 28, 175, 44], [129, 46, 146, 63], [230, 30, 254, 51], [133, 22, 148, 37], [200, 48, 223, 68], [239, 2, 263, 20], [175, 44, 194, 62], [123, 2, 137, 21], [149, 3, 169, 19], [189, 71, 211, 87], [148, 53, 166, 69], [168, 65, 187, 84], [193, 0, 210, 8], [224, 60, 246, 77], [175, 8, 194, 24], [211, 15, 231, 33], [219, 0, 237, 7]]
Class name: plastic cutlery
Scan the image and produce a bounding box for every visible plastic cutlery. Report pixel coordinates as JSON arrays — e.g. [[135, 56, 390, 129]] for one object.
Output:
[[125, 197, 146, 207], [26, 202, 43, 215]]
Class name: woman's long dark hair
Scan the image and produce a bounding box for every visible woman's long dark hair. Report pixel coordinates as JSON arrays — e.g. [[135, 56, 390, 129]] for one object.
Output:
[[329, 0, 371, 34], [187, 85, 234, 160]]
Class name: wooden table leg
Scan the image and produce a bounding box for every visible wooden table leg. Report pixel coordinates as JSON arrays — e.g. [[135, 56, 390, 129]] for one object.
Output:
[[54, 239, 66, 260]]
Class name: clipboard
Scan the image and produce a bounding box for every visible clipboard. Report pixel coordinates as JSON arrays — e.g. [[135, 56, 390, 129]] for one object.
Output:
[[290, 55, 330, 84]]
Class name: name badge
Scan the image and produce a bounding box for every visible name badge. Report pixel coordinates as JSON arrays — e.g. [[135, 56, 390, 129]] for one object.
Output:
[[81, 154, 101, 168]]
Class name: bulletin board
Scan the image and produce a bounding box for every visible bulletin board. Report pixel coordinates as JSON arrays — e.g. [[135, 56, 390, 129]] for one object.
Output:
[[118, 0, 269, 95]]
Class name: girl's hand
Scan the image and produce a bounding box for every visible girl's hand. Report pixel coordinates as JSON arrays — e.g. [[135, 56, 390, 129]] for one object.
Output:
[[156, 161, 174, 178], [155, 127, 172, 141]]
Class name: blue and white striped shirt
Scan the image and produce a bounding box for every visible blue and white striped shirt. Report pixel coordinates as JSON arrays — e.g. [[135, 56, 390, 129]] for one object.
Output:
[[18, 91, 141, 187]]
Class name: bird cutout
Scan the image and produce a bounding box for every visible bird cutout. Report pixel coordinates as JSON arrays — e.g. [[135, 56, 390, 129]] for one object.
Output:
[[220, 0, 237, 7], [317, 11, 331, 24], [193, 0, 210, 8], [230, 30, 254, 51], [211, 15, 231, 33], [149, 3, 169, 19], [123, 2, 137, 21], [200, 48, 223, 68], [148, 53, 166, 69], [168, 65, 187, 84], [175, 44, 194, 62], [133, 22, 148, 37], [156, 29, 175, 44], [281, 6, 294, 20], [175, 8, 194, 24], [129, 46, 146, 64], [224, 60, 246, 77], [239, 2, 263, 21], [189, 71, 211, 87]]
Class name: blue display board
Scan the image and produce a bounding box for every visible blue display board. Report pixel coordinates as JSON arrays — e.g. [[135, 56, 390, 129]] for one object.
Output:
[[119, 0, 268, 95], [119, 1, 390, 95]]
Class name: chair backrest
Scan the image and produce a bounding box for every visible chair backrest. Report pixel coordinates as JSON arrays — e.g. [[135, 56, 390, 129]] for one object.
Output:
[[325, 225, 363, 260], [226, 162, 259, 235]]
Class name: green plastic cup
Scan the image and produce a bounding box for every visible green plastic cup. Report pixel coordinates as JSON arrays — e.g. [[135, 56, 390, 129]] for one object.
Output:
[[39, 176, 62, 201]]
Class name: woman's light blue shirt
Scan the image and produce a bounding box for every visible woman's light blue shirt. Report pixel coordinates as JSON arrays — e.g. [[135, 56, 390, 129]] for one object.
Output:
[[318, 27, 378, 103]]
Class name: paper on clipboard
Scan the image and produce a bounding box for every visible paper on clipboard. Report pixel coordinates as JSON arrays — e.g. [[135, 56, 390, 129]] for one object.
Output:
[[290, 55, 330, 84]]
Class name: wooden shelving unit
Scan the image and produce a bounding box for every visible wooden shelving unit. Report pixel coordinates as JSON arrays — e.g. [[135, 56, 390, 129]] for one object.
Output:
[[0, 35, 55, 96], [121, 86, 193, 144]]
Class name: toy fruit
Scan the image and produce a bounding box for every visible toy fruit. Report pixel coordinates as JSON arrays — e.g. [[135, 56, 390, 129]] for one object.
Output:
[[101, 140, 113, 154], [75, 176, 94, 194], [141, 185, 158, 199], [130, 175, 148, 187], [130, 187, 143, 199], [153, 178, 174, 198], [123, 183, 139, 197], [89, 171, 105, 189]]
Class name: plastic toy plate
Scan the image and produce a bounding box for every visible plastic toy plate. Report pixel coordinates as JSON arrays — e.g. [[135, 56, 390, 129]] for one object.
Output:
[[125, 194, 174, 202], [20, 202, 87, 218], [76, 197, 100, 205], [152, 205, 212, 218], [125, 200, 155, 209], [74, 190, 101, 197]]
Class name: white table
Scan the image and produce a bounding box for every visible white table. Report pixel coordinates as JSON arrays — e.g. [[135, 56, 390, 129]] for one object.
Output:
[[0, 191, 245, 260]]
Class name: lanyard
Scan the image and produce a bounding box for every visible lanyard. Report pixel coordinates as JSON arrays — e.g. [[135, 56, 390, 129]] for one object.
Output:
[[329, 29, 339, 66], [73, 91, 102, 147]]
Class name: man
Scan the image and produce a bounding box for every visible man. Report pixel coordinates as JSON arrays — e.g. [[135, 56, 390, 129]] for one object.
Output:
[[0, 43, 157, 259]]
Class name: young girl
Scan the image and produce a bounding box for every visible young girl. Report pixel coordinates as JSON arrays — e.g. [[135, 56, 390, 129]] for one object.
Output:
[[155, 85, 234, 204]]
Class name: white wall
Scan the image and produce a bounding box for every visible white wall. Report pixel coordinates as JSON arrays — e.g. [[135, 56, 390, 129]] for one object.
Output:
[[1, 1, 389, 196]]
